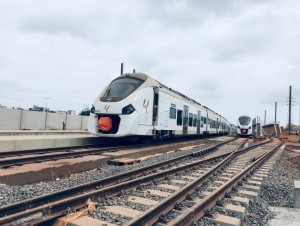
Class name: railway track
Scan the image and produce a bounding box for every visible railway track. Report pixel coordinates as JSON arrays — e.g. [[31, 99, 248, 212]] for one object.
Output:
[[0, 137, 247, 225], [129, 139, 282, 226], [0, 136, 227, 168]]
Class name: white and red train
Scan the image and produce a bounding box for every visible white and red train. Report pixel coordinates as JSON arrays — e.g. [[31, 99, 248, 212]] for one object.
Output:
[[236, 115, 252, 136], [88, 73, 231, 141]]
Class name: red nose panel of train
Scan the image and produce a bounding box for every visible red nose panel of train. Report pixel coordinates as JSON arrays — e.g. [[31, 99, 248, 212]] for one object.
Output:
[[241, 129, 248, 134], [98, 117, 112, 132]]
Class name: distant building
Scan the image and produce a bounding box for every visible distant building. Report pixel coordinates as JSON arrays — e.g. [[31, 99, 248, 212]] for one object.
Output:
[[29, 105, 46, 112], [66, 110, 76, 115], [56, 110, 66, 114], [0, 104, 7, 108], [55, 110, 76, 115]]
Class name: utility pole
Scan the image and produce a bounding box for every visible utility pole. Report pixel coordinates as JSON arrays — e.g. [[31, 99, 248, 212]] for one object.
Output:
[[275, 102, 277, 136], [264, 110, 266, 125], [288, 86, 292, 135], [121, 63, 124, 75], [44, 97, 51, 112], [43, 97, 50, 130]]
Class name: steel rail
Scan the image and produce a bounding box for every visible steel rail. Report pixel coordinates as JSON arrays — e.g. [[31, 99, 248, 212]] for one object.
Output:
[[0, 136, 225, 168], [0, 138, 238, 223], [0, 144, 112, 158], [170, 140, 283, 225], [0, 146, 124, 168], [0, 135, 225, 158], [126, 137, 272, 226]]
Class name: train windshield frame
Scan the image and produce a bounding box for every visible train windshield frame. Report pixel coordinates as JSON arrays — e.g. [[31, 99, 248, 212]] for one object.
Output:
[[103, 77, 144, 99], [239, 117, 251, 126]]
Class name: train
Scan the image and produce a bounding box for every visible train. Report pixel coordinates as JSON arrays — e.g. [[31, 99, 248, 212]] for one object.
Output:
[[88, 72, 231, 141], [236, 115, 252, 136]]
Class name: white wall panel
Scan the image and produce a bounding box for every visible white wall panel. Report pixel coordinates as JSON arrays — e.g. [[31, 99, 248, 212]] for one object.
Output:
[[21, 111, 46, 130], [0, 108, 21, 130], [46, 113, 66, 130]]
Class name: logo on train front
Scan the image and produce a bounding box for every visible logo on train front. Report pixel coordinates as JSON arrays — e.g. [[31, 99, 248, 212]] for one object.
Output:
[[104, 105, 111, 112], [143, 98, 150, 113]]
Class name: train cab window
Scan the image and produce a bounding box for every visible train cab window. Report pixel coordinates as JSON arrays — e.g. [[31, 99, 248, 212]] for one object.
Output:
[[104, 77, 144, 98], [239, 117, 251, 126], [203, 117, 206, 124], [170, 107, 176, 119], [189, 113, 193, 126], [193, 114, 197, 127], [177, 110, 183, 125]]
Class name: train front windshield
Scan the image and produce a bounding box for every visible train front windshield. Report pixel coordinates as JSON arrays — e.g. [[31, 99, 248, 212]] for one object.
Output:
[[239, 117, 251, 126], [104, 77, 144, 98]]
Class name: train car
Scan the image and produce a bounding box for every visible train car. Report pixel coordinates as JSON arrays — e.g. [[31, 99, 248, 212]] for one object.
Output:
[[237, 115, 252, 136], [88, 72, 230, 141]]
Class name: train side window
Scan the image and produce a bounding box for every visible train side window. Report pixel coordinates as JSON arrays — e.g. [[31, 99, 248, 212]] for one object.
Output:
[[189, 113, 193, 126], [203, 117, 206, 124], [169, 107, 176, 119], [193, 114, 197, 127], [177, 110, 183, 125]]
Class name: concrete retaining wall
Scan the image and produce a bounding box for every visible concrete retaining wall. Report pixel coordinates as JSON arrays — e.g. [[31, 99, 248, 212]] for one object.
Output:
[[21, 111, 46, 130], [0, 108, 22, 130], [66, 115, 82, 130], [0, 108, 88, 130], [81, 116, 89, 130], [46, 113, 65, 130]]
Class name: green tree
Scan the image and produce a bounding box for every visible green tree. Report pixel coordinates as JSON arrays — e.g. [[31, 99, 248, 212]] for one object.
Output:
[[79, 104, 90, 116]]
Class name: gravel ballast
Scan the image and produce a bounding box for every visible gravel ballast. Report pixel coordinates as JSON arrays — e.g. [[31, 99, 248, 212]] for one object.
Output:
[[241, 148, 300, 226], [260, 150, 300, 207], [0, 142, 228, 206]]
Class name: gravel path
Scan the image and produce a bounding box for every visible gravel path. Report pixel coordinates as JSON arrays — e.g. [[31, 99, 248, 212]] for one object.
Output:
[[241, 148, 300, 226], [242, 199, 273, 226], [260, 150, 300, 207]]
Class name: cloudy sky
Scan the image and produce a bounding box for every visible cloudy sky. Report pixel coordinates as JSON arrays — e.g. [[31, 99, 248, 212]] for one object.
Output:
[[0, 0, 299, 126]]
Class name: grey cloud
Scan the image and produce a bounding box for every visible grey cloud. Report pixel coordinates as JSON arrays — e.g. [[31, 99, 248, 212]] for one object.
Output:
[[0, 0, 299, 124]]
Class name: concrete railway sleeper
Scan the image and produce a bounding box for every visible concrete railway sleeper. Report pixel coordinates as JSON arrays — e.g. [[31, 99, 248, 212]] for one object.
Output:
[[131, 139, 282, 226], [0, 138, 242, 223], [0, 138, 251, 225]]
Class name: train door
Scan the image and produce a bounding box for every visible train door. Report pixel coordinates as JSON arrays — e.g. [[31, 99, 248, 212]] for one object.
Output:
[[217, 118, 219, 133], [152, 88, 159, 126], [197, 110, 201, 134], [183, 105, 188, 134]]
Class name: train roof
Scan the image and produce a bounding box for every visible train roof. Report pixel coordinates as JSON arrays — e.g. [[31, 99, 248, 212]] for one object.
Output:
[[119, 72, 228, 121], [238, 115, 251, 119]]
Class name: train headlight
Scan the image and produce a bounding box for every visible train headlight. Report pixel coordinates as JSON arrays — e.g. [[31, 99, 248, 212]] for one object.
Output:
[[122, 104, 135, 115], [91, 105, 95, 113], [249, 126, 252, 129], [238, 126, 240, 129]]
